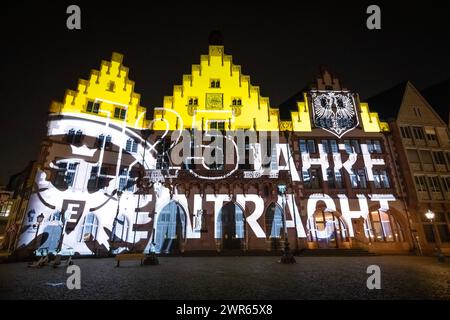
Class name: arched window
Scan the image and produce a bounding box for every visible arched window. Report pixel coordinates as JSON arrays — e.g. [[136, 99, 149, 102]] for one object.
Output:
[[112, 214, 129, 242], [265, 203, 284, 238], [307, 210, 348, 243], [365, 210, 404, 242], [154, 202, 186, 254], [79, 213, 99, 242]]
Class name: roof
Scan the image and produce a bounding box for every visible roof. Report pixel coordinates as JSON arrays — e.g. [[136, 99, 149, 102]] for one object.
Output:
[[365, 82, 409, 121]]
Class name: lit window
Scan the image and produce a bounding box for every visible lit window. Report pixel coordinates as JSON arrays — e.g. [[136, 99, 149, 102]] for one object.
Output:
[[426, 129, 437, 141], [79, 213, 99, 242], [119, 167, 135, 192], [299, 139, 316, 153], [54, 161, 79, 188], [321, 140, 338, 153], [66, 129, 83, 145], [125, 138, 138, 153], [210, 79, 220, 88], [344, 140, 360, 154], [350, 169, 367, 189], [373, 169, 391, 188], [366, 140, 382, 154], [265, 203, 284, 239]]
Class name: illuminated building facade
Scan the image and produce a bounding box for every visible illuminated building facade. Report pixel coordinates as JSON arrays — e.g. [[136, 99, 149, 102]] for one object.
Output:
[[13, 43, 416, 257]]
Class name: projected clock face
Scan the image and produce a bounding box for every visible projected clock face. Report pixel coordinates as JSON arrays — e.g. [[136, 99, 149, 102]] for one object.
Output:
[[311, 91, 359, 138], [206, 93, 223, 110]]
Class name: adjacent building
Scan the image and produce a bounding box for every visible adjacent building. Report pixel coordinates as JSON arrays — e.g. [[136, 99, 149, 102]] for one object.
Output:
[[367, 82, 450, 255]]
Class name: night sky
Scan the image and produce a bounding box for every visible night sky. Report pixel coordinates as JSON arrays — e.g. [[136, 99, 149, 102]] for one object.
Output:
[[1, 1, 449, 185]]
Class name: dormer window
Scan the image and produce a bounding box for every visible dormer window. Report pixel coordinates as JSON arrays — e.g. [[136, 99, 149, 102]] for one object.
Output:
[[232, 98, 242, 106], [210, 79, 220, 88]]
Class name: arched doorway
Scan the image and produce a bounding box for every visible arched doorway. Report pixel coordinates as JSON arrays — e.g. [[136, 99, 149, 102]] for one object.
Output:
[[265, 203, 285, 250], [219, 202, 245, 250], [154, 201, 186, 254], [38, 210, 63, 255], [364, 209, 405, 243], [307, 209, 349, 248]]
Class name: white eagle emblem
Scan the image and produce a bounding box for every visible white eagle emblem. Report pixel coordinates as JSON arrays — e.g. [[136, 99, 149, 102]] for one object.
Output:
[[312, 91, 359, 138]]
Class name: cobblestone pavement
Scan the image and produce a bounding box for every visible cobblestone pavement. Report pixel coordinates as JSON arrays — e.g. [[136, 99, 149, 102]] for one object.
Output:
[[0, 256, 449, 300]]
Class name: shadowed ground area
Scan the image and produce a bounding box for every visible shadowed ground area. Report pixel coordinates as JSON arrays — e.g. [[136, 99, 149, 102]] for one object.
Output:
[[0, 256, 449, 300]]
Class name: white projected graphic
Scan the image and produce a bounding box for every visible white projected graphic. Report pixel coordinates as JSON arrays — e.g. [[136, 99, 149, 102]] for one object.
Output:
[[312, 91, 359, 138], [15, 100, 403, 256]]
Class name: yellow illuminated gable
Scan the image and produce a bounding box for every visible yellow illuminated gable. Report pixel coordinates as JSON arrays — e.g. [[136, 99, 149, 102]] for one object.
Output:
[[360, 103, 390, 132], [152, 45, 280, 131], [49, 53, 148, 129]]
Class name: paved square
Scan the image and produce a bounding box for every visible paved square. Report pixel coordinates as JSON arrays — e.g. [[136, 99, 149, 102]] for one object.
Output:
[[0, 256, 449, 300]]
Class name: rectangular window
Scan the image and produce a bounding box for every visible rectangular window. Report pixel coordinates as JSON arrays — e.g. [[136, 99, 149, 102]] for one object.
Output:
[[54, 162, 78, 188], [303, 168, 321, 189], [425, 128, 437, 142], [232, 98, 242, 106], [321, 140, 338, 153], [428, 176, 442, 193], [414, 176, 428, 192], [188, 97, 198, 105], [400, 126, 412, 139], [96, 134, 112, 149], [373, 169, 391, 189], [209, 121, 225, 131], [299, 139, 316, 153], [125, 139, 138, 153], [344, 139, 360, 154], [412, 127, 425, 140], [442, 177, 450, 192], [119, 167, 134, 192], [437, 224, 450, 242], [327, 168, 343, 189], [423, 224, 435, 242], [86, 101, 100, 114], [366, 140, 382, 154], [114, 107, 126, 120], [66, 129, 83, 145], [350, 169, 367, 189], [433, 151, 446, 165], [87, 166, 107, 191]]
